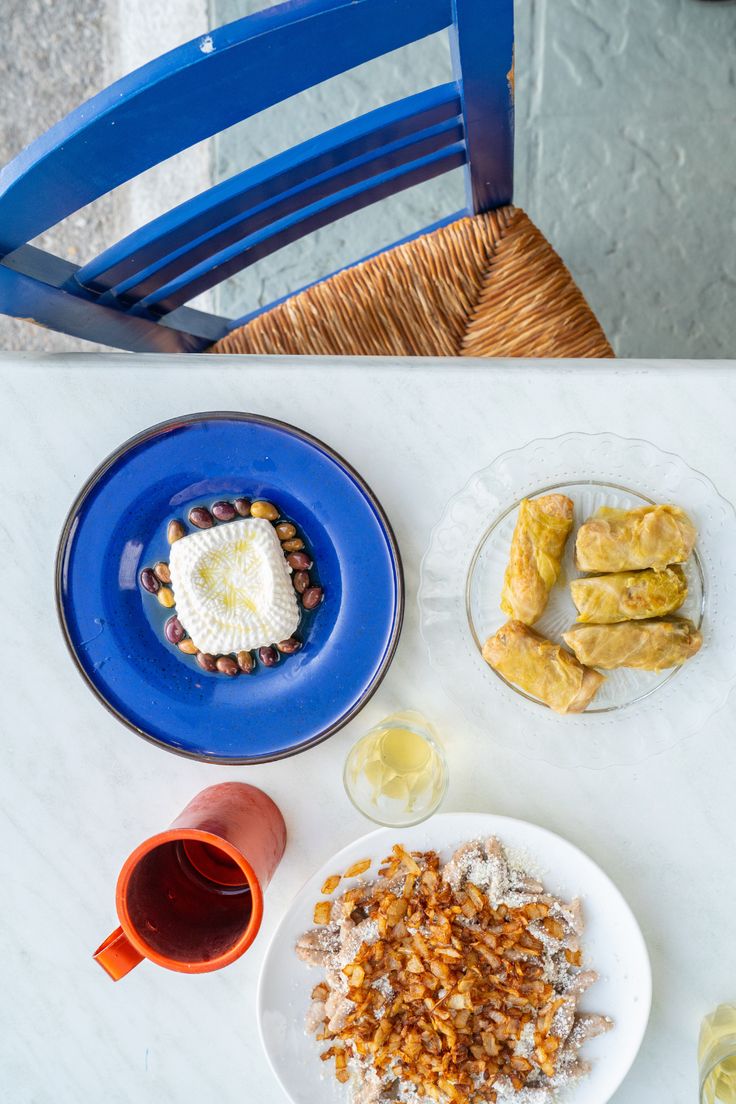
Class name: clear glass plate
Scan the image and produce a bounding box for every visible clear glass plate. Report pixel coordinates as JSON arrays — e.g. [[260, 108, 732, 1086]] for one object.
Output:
[[418, 433, 736, 768]]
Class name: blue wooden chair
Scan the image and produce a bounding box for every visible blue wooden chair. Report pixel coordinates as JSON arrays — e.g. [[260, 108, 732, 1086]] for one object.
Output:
[[0, 0, 612, 357]]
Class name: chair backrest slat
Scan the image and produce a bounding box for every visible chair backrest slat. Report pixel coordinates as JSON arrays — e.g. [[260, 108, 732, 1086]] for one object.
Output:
[[107, 118, 463, 306], [78, 84, 461, 295], [130, 144, 467, 316], [0, 0, 453, 255]]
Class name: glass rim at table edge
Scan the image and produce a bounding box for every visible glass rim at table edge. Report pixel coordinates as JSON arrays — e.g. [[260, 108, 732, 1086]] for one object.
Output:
[[342, 725, 449, 829], [700, 1037, 736, 1102], [53, 409, 406, 765], [464, 477, 707, 716]]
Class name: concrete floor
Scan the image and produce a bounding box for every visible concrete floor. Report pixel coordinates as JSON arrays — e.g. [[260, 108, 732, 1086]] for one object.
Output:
[[0, 0, 111, 352], [0, 0, 209, 352], [1, 0, 734, 356]]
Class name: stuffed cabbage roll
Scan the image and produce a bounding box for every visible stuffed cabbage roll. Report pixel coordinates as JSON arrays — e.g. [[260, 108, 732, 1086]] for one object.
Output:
[[562, 617, 702, 671], [570, 565, 687, 624], [501, 494, 574, 624], [482, 620, 605, 714], [575, 504, 697, 573]]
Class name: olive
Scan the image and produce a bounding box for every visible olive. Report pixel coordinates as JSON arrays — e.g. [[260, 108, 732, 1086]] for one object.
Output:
[[234, 498, 251, 517], [250, 501, 279, 521], [237, 650, 255, 673], [153, 561, 171, 583], [216, 656, 239, 676], [167, 519, 186, 544], [140, 568, 160, 593], [302, 587, 323, 611], [258, 645, 279, 667], [196, 652, 217, 672], [277, 638, 303, 655], [293, 571, 310, 594], [189, 507, 214, 529], [164, 616, 184, 644], [275, 523, 296, 540], [212, 501, 237, 522], [282, 538, 305, 552], [287, 551, 312, 571], [156, 587, 176, 608]]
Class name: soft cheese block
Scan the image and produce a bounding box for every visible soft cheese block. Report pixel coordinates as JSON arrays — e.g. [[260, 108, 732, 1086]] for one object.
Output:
[[169, 517, 300, 653]]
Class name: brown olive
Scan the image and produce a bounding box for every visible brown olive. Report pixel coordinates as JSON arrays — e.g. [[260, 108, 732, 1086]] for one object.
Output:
[[153, 561, 171, 584], [277, 638, 303, 655], [233, 498, 251, 517], [189, 506, 214, 529], [216, 656, 239, 676], [178, 639, 198, 655], [258, 645, 279, 667], [292, 571, 310, 594], [282, 538, 305, 552], [237, 650, 255, 673], [275, 522, 296, 540], [302, 587, 323, 611], [212, 501, 237, 522], [196, 652, 217, 672], [287, 551, 312, 571], [140, 568, 160, 593]]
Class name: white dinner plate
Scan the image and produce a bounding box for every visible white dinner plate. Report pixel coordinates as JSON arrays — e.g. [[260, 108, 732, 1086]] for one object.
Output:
[[258, 812, 651, 1104]]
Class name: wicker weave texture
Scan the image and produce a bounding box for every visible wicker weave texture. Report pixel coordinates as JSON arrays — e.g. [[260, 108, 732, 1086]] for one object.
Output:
[[211, 208, 613, 359]]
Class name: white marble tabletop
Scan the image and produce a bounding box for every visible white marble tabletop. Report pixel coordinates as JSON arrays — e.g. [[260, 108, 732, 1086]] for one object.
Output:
[[2, 353, 735, 1104]]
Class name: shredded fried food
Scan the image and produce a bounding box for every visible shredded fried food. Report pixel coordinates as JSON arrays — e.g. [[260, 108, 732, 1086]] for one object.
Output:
[[344, 859, 373, 878], [322, 874, 342, 895], [296, 839, 612, 1104]]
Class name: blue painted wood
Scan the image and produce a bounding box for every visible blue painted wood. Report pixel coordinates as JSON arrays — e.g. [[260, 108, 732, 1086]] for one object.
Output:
[[1, 246, 228, 342], [0, 250, 221, 352], [0, 0, 452, 255], [0, 0, 515, 350], [450, 0, 514, 213], [130, 145, 466, 315], [101, 119, 463, 306], [78, 84, 461, 295]]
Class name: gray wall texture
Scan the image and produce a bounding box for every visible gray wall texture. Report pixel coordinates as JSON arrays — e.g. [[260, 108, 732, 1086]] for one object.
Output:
[[214, 0, 736, 359]]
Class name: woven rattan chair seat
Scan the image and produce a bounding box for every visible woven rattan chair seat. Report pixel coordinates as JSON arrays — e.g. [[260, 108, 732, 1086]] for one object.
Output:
[[211, 208, 613, 358]]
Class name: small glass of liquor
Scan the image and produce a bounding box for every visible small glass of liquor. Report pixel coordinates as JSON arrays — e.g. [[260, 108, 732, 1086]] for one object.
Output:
[[343, 710, 448, 828], [700, 1004, 736, 1104]]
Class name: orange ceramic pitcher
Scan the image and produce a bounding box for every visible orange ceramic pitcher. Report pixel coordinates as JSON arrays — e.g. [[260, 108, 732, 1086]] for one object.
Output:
[[94, 782, 286, 980]]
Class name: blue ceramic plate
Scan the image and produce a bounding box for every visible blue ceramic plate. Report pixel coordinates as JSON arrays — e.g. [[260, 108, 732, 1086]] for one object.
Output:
[[56, 412, 404, 763]]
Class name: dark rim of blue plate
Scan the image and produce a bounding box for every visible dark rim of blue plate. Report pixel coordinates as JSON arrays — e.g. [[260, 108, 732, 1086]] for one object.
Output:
[[55, 411, 404, 764]]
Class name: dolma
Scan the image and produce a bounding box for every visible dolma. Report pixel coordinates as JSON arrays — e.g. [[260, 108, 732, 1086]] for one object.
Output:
[[482, 620, 605, 714], [575, 504, 697, 573], [562, 617, 702, 671], [570, 565, 687, 624], [501, 494, 574, 624]]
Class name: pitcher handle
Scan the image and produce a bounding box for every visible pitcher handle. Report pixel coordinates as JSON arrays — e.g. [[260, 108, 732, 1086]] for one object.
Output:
[[93, 926, 143, 980]]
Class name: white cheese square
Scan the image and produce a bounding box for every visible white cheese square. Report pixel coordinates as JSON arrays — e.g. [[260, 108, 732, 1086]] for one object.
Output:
[[168, 517, 300, 654]]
